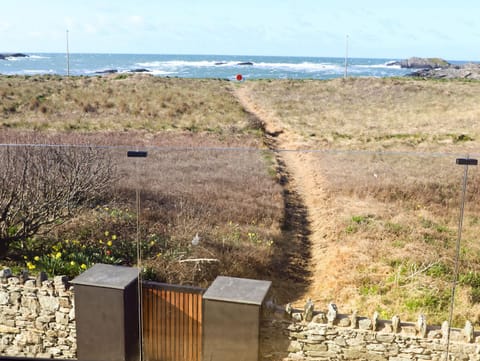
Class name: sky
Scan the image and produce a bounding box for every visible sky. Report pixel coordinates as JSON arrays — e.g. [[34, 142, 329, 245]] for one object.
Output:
[[1, 0, 479, 60]]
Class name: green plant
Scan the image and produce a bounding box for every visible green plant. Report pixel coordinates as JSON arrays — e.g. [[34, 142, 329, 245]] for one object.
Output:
[[22, 232, 165, 278], [351, 215, 371, 224], [115, 74, 129, 80], [426, 263, 451, 278], [345, 215, 373, 234], [404, 289, 450, 313], [460, 271, 480, 288], [385, 222, 406, 236], [359, 284, 380, 296]]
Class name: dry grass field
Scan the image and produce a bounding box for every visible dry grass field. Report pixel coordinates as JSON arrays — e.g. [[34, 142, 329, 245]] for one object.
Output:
[[238, 77, 480, 325], [0, 74, 259, 135], [2, 74, 480, 325], [241, 77, 480, 152]]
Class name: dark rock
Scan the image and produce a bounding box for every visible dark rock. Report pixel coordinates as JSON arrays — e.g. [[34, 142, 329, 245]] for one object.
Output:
[[94, 69, 118, 74], [10, 53, 28, 58], [385, 60, 401, 67], [130, 68, 150, 73], [0, 53, 28, 60], [237, 61, 254, 66], [406, 62, 480, 80], [214, 62, 227, 65], [0, 268, 12, 279], [36, 271, 48, 287], [408, 69, 430, 77]]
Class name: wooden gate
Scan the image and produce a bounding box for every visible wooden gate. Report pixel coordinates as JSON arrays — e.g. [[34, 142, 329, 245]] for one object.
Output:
[[142, 281, 204, 361]]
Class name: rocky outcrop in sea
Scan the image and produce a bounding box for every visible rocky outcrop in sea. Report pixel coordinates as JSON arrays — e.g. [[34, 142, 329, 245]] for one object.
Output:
[[388, 57, 480, 79], [388, 57, 450, 69], [409, 62, 480, 80], [0, 53, 28, 60]]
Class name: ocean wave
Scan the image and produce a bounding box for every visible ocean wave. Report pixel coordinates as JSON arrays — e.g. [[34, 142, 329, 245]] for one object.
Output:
[[254, 62, 342, 72], [136, 60, 222, 68], [136, 60, 344, 73], [21, 69, 55, 75], [29, 55, 50, 59], [355, 62, 402, 70], [136, 60, 267, 68], [5, 55, 49, 62], [149, 69, 176, 75]]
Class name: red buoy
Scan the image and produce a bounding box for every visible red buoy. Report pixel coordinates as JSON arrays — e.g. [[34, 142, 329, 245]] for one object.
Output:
[[236, 74, 243, 81]]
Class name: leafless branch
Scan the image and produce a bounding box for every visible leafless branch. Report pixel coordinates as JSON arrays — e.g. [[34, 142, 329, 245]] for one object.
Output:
[[0, 145, 115, 256]]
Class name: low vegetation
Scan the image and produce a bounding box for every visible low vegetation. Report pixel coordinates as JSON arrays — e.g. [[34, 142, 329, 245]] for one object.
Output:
[[0, 74, 259, 135]]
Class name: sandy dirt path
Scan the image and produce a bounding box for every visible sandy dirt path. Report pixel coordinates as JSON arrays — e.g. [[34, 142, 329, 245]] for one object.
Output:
[[234, 84, 358, 309]]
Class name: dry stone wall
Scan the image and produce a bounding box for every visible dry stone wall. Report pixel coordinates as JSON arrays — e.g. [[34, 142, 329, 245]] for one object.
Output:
[[0, 268, 76, 358], [3, 264, 480, 361], [261, 303, 480, 361]]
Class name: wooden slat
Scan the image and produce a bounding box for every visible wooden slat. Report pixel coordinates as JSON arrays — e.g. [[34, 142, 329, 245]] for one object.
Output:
[[197, 293, 202, 361], [153, 289, 158, 361], [166, 289, 172, 361], [188, 293, 193, 361], [161, 289, 166, 361], [183, 293, 187, 361], [142, 282, 204, 361]]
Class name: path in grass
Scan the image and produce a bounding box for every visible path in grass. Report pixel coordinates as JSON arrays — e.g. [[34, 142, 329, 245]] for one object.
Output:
[[234, 84, 353, 307]]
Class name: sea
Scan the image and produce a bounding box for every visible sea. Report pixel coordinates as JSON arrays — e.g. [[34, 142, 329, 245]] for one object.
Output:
[[0, 53, 425, 80]]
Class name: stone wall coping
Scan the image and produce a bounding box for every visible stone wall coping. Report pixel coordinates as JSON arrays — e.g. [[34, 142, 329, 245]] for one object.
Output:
[[265, 301, 475, 343]]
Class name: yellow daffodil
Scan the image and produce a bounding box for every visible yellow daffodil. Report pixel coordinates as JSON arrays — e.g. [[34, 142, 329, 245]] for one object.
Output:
[[107, 240, 113, 247], [81, 264, 87, 270], [34, 256, 40, 261]]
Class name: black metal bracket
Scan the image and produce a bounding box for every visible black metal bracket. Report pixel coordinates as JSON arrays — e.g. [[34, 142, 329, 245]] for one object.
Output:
[[127, 151, 148, 158], [456, 158, 478, 166]]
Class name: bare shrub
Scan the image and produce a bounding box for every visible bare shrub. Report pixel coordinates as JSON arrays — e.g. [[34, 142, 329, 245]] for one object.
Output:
[[0, 145, 114, 258]]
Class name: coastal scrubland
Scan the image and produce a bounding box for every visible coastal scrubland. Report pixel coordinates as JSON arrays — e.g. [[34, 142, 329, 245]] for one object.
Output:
[[2, 74, 480, 326], [239, 77, 480, 326]]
